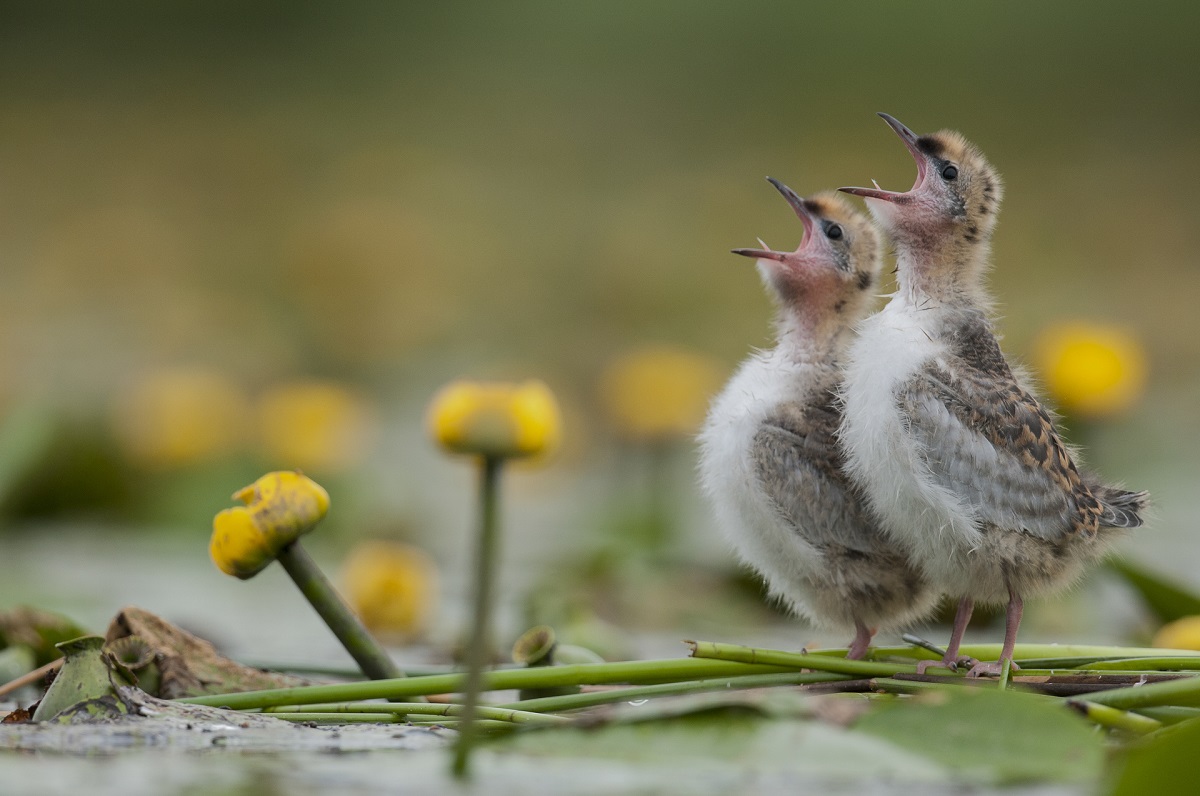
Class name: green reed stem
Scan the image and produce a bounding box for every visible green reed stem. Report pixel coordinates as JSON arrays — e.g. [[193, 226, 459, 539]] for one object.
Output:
[[180, 656, 794, 711], [687, 640, 924, 677], [1078, 673, 1200, 710], [1129, 705, 1200, 725], [266, 701, 568, 726], [268, 712, 402, 724], [1067, 700, 1162, 735], [498, 671, 852, 713]]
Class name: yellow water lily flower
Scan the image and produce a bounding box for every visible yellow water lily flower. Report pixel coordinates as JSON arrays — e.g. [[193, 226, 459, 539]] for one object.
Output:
[[111, 367, 249, 468], [600, 345, 724, 442], [210, 471, 330, 579], [1152, 616, 1200, 651], [1033, 322, 1148, 419], [258, 380, 376, 474], [427, 379, 561, 460], [340, 540, 438, 641]]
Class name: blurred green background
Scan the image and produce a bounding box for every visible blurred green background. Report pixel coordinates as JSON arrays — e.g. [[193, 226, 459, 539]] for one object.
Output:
[[0, 2, 1197, 657]]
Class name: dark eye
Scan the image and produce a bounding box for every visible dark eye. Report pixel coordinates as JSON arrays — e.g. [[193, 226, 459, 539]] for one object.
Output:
[[825, 224, 844, 240], [941, 164, 959, 180]]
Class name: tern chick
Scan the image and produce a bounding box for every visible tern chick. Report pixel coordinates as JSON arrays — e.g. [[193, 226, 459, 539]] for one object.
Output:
[[699, 178, 937, 659], [838, 114, 1147, 676]]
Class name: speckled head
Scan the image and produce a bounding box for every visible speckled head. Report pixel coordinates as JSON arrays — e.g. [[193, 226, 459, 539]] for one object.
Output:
[[733, 178, 881, 325], [840, 114, 1004, 253]]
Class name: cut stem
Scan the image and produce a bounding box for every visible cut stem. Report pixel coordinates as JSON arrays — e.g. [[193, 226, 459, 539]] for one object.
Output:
[[268, 701, 568, 726], [0, 658, 62, 699], [686, 640, 924, 677], [1076, 673, 1200, 710], [269, 712, 402, 724], [498, 671, 851, 713], [178, 657, 797, 710], [1067, 700, 1162, 735]]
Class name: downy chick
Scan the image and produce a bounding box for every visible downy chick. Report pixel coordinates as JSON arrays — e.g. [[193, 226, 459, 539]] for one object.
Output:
[[699, 178, 937, 659], [839, 114, 1147, 676]]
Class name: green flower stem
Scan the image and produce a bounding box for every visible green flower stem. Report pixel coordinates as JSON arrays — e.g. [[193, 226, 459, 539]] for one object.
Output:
[[1078, 673, 1200, 710], [267, 701, 569, 726], [276, 542, 407, 684], [453, 454, 503, 779], [1067, 701, 1162, 735], [497, 672, 852, 713], [686, 641, 924, 677], [269, 712, 402, 724], [178, 658, 796, 710]]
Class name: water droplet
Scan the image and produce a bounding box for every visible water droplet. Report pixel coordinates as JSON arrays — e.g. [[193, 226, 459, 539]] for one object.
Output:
[[627, 699, 649, 706]]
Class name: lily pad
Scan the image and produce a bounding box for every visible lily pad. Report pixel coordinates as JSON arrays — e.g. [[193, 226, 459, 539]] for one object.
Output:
[[1106, 716, 1200, 795], [854, 687, 1105, 784], [493, 692, 948, 783]]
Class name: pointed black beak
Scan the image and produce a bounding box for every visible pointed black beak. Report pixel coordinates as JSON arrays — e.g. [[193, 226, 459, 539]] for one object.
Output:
[[732, 177, 816, 261], [766, 177, 815, 238], [839, 112, 929, 202]]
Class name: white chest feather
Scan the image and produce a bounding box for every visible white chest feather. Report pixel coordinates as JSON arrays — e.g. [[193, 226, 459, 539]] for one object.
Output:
[[698, 348, 808, 531], [698, 349, 830, 607], [839, 297, 982, 563]]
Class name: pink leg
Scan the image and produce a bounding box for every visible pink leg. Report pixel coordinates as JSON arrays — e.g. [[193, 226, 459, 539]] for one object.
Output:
[[967, 590, 1023, 678], [916, 597, 977, 674], [846, 620, 874, 660]]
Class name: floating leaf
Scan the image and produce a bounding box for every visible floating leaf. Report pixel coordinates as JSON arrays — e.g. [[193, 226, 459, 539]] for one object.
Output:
[[1106, 716, 1200, 795], [854, 687, 1105, 784], [493, 692, 947, 782]]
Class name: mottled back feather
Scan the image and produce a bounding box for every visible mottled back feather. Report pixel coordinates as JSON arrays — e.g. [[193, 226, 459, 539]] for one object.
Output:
[[751, 390, 886, 553], [900, 312, 1140, 540]]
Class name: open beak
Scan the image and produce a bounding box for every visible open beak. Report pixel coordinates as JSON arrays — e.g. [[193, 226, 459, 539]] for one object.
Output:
[[732, 177, 815, 261], [839, 112, 928, 203]]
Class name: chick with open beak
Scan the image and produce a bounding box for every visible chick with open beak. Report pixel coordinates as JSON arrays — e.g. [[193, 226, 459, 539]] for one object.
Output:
[[699, 178, 936, 659], [837, 114, 1146, 676]]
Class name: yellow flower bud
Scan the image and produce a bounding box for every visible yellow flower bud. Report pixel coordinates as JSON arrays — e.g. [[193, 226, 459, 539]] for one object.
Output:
[[1152, 616, 1200, 652], [600, 345, 724, 442], [111, 367, 249, 469], [210, 471, 330, 579], [339, 541, 438, 641], [1033, 322, 1148, 420], [427, 380, 561, 460], [257, 381, 376, 474]]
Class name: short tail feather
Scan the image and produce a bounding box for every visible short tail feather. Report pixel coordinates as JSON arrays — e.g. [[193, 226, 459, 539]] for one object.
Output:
[[1095, 487, 1148, 529]]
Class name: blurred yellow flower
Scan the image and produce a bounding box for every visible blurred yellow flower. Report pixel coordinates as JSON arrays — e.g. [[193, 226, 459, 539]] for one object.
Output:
[[111, 367, 249, 468], [1033, 322, 1148, 419], [340, 540, 438, 641], [1152, 616, 1200, 651], [427, 379, 561, 460], [210, 471, 330, 579], [258, 381, 375, 473], [600, 345, 724, 442]]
